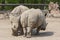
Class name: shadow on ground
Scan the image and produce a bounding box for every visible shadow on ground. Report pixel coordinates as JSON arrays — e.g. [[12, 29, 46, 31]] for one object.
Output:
[[32, 31, 54, 37]]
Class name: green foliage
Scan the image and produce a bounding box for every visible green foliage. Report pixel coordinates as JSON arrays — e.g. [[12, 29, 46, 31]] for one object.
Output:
[[0, 0, 60, 4], [0, 0, 60, 10], [5, 0, 20, 4], [0, 0, 1, 3]]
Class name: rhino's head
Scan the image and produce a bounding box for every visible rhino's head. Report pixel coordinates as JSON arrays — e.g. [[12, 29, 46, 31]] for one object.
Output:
[[11, 26, 18, 36], [11, 25, 24, 36], [40, 23, 48, 30], [42, 10, 49, 17]]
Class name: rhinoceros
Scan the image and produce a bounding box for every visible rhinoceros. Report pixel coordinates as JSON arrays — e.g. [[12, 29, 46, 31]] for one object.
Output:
[[9, 5, 29, 36], [20, 8, 47, 38]]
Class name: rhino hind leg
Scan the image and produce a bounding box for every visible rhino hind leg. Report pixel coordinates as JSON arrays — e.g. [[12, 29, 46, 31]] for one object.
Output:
[[23, 27, 27, 37], [26, 27, 32, 38]]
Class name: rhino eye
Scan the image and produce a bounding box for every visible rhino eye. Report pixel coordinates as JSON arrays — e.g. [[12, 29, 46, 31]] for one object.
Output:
[[14, 26, 16, 28]]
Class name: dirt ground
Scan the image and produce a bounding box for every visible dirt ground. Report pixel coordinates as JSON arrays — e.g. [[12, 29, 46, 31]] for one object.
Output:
[[0, 17, 60, 40]]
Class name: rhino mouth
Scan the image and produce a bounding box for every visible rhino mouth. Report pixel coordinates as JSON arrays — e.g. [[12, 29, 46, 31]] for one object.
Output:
[[40, 23, 48, 30], [40, 28, 46, 30], [12, 28, 18, 36], [11, 28, 24, 36]]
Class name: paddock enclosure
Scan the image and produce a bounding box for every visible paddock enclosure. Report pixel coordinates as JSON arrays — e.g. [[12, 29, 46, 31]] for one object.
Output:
[[0, 4, 60, 40]]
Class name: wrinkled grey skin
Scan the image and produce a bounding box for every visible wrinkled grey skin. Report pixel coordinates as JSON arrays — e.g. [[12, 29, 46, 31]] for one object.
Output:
[[11, 18, 23, 36], [42, 10, 49, 16], [9, 5, 29, 36], [20, 9, 47, 38]]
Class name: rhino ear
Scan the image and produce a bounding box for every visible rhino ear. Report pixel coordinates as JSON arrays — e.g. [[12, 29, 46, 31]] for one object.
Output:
[[45, 13, 47, 17]]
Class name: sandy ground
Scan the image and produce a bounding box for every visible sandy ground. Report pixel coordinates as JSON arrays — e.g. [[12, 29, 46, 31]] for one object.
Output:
[[0, 17, 60, 40]]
